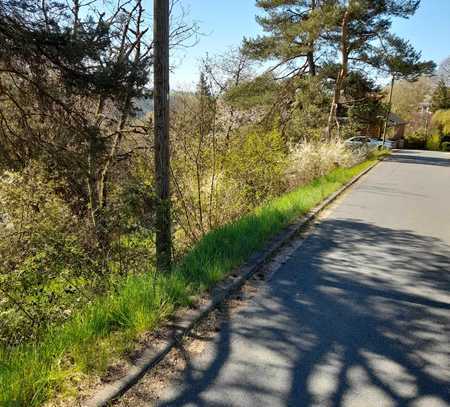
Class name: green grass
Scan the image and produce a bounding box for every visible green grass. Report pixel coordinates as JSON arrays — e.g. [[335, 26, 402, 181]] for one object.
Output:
[[0, 155, 382, 406]]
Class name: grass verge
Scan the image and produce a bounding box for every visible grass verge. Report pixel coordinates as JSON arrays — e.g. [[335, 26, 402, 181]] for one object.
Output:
[[0, 154, 384, 406]]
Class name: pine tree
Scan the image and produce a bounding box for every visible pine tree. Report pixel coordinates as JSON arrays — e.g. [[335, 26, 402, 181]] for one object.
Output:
[[325, 0, 434, 137], [0, 0, 153, 236], [243, 1, 433, 138], [196, 72, 215, 137], [243, 0, 330, 78], [431, 80, 450, 112]]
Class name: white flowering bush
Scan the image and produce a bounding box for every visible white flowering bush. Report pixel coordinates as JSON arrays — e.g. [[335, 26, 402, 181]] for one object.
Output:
[[286, 139, 368, 189]]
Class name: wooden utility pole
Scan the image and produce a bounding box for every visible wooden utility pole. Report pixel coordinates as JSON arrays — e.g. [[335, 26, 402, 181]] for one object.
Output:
[[154, 0, 172, 271]]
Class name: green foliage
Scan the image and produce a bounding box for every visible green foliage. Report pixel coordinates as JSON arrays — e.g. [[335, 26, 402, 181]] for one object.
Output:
[[426, 109, 450, 150], [284, 76, 331, 141], [426, 133, 441, 151], [431, 80, 450, 112], [432, 109, 450, 135], [243, 0, 328, 76], [0, 160, 156, 347], [0, 163, 97, 346], [0, 0, 151, 100], [224, 74, 278, 109], [326, 2, 432, 79], [381, 34, 435, 81], [0, 157, 380, 406], [244, 1, 432, 140], [223, 130, 288, 208], [348, 99, 386, 131], [405, 130, 427, 149]]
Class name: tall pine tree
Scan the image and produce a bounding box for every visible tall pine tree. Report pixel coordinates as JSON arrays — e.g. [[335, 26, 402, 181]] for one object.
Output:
[[324, 0, 434, 137], [243, 1, 433, 138]]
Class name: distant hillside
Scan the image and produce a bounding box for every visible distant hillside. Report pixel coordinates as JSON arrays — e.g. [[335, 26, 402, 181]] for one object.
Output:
[[134, 91, 195, 117], [134, 97, 153, 117]]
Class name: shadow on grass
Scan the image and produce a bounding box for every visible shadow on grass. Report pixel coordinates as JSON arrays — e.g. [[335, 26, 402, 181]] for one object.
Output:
[[157, 219, 450, 406]]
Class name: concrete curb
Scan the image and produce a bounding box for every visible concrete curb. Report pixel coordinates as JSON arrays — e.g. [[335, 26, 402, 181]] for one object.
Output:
[[85, 158, 382, 407]]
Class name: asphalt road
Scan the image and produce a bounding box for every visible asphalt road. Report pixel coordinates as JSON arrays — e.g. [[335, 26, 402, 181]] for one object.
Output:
[[157, 150, 450, 407]]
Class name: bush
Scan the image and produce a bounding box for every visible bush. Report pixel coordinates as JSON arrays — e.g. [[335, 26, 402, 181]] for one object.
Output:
[[0, 163, 96, 345], [286, 139, 367, 188], [223, 129, 288, 210], [441, 141, 450, 152], [432, 109, 450, 135], [426, 133, 441, 151], [405, 131, 427, 149]]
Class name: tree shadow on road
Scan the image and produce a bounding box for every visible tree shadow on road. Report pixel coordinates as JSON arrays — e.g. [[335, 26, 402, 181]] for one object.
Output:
[[386, 152, 450, 167], [158, 219, 450, 406]]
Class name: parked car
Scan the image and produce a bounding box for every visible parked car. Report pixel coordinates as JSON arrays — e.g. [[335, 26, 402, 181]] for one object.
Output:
[[345, 137, 396, 150], [344, 136, 379, 150], [370, 139, 397, 149]]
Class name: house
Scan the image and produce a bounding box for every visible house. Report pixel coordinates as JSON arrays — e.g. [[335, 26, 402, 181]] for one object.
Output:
[[363, 112, 407, 146], [386, 113, 408, 140]]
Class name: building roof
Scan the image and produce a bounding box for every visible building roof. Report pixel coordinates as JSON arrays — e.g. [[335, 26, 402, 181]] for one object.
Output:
[[388, 112, 408, 126]]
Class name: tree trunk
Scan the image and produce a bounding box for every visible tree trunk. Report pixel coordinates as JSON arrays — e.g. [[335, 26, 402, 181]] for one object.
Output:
[[307, 51, 316, 76], [307, 0, 317, 76], [87, 96, 105, 231], [382, 75, 395, 145], [326, 8, 350, 138], [154, 0, 172, 271]]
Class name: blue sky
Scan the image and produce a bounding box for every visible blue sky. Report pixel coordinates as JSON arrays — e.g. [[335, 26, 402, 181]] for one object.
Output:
[[171, 0, 450, 89]]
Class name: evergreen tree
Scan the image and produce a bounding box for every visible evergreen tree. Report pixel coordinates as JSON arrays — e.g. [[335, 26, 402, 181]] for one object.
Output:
[[431, 80, 450, 112], [242, 0, 433, 138], [243, 0, 331, 78], [325, 0, 434, 137], [196, 71, 216, 140], [197, 72, 213, 99], [0, 0, 196, 239]]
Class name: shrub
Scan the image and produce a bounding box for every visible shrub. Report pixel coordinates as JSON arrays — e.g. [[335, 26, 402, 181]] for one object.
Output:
[[0, 163, 96, 345], [405, 131, 427, 149], [432, 109, 450, 135], [223, 129, 288, 209], [286, 139, 367, 188], [426, 133, 441, 151]]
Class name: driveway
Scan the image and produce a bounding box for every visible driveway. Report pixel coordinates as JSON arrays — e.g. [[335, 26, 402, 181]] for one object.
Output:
[[156, 150, 450, 407]]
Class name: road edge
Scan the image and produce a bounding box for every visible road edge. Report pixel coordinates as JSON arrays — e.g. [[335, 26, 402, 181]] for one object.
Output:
[[85, 158, 382, 407]]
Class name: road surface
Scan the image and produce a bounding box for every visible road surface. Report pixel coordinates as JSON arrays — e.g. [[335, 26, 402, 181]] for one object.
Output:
[[156, 150, 450, 407]]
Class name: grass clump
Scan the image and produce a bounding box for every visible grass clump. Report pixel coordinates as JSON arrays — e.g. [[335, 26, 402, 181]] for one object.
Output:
[[0, 155, 382, 406]]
